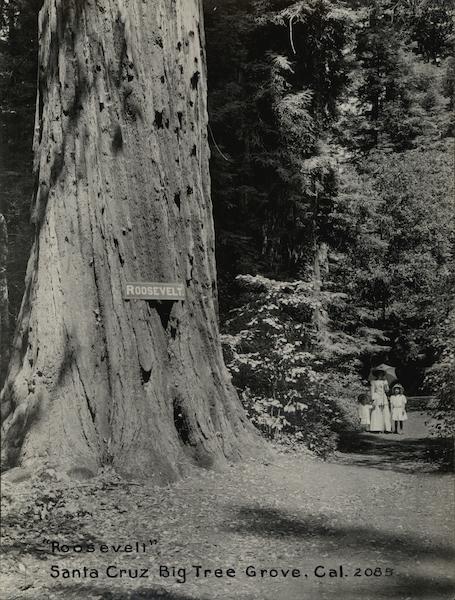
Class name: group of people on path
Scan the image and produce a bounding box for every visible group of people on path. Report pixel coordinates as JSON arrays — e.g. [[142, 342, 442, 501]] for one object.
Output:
[[358, 369, 408, 434]]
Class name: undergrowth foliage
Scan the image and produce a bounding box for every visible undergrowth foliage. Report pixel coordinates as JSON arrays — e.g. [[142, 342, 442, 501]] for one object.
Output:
[[425, 306, 455, 439], [222, 275, 360, 456]]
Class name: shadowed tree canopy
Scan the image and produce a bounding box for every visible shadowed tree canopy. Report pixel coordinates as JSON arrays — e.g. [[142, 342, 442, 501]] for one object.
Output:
[[0, 0, 256, 480]]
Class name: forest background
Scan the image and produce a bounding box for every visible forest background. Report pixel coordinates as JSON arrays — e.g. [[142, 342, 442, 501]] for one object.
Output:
[[1, 0, 454, 456]]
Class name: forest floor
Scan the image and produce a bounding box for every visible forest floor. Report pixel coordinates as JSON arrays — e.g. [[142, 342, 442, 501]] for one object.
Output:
[[1, 411, 454, 600]]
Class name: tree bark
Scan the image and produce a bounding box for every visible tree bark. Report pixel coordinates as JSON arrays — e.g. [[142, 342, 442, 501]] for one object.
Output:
[[0, 0, 255, 480], [0, 214, 8, 388]]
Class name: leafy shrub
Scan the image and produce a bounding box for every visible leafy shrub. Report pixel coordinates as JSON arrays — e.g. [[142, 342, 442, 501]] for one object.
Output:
[[425, 308, 455, 443], [222, 275, 361, 455]]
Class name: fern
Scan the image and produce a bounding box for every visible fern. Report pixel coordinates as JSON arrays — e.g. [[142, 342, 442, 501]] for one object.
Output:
[[269, 53, 295, 73]]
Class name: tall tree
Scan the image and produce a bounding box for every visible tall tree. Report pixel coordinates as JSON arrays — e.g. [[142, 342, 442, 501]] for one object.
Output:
[[205, 0, 351, 289], [0, 0, 254, 480]]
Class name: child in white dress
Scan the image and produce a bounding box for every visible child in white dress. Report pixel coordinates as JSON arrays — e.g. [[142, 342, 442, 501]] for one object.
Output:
[[390, 384, 407, 434], [357, 393, 372, 431]]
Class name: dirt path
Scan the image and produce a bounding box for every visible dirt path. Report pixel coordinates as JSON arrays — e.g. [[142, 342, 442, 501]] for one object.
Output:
[[1, 412, 454, 600]]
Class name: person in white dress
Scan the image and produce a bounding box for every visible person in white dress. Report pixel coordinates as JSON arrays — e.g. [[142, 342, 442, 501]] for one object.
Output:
[[390, 383, 408, 434], [357, 393, 372, 431], [369, 371, 392, 432]]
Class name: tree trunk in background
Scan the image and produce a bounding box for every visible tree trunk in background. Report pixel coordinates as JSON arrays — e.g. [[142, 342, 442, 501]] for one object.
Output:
[[0, 214, 8, 388], [0, 0, 255, 480], [312, 241, 329, 344]]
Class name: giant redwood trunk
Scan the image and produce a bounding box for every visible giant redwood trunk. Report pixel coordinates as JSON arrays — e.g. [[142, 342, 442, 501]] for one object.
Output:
[[0, 0, 254, 480]]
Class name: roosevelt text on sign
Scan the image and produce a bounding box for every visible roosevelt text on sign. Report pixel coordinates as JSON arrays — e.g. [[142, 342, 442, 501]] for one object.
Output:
[[125, 282, 185, 301]]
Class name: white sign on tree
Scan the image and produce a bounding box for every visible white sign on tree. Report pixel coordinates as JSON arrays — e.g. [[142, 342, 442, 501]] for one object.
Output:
[[124, 282, 185, 301]]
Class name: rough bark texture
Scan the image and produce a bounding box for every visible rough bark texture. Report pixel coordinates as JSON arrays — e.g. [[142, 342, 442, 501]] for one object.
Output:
[[0, 214, 8, 387], [0, 0, 255, 480]]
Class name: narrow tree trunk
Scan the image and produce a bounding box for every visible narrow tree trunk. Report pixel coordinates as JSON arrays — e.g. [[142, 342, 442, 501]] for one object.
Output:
[[0, 214, 8, 387], [0, 0, 255, 480], [312, 241, 329, 343]]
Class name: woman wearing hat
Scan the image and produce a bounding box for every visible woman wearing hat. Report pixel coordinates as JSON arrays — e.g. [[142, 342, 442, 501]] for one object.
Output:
[[390, 383, 408, 434], [369, 370, 392, 433]]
